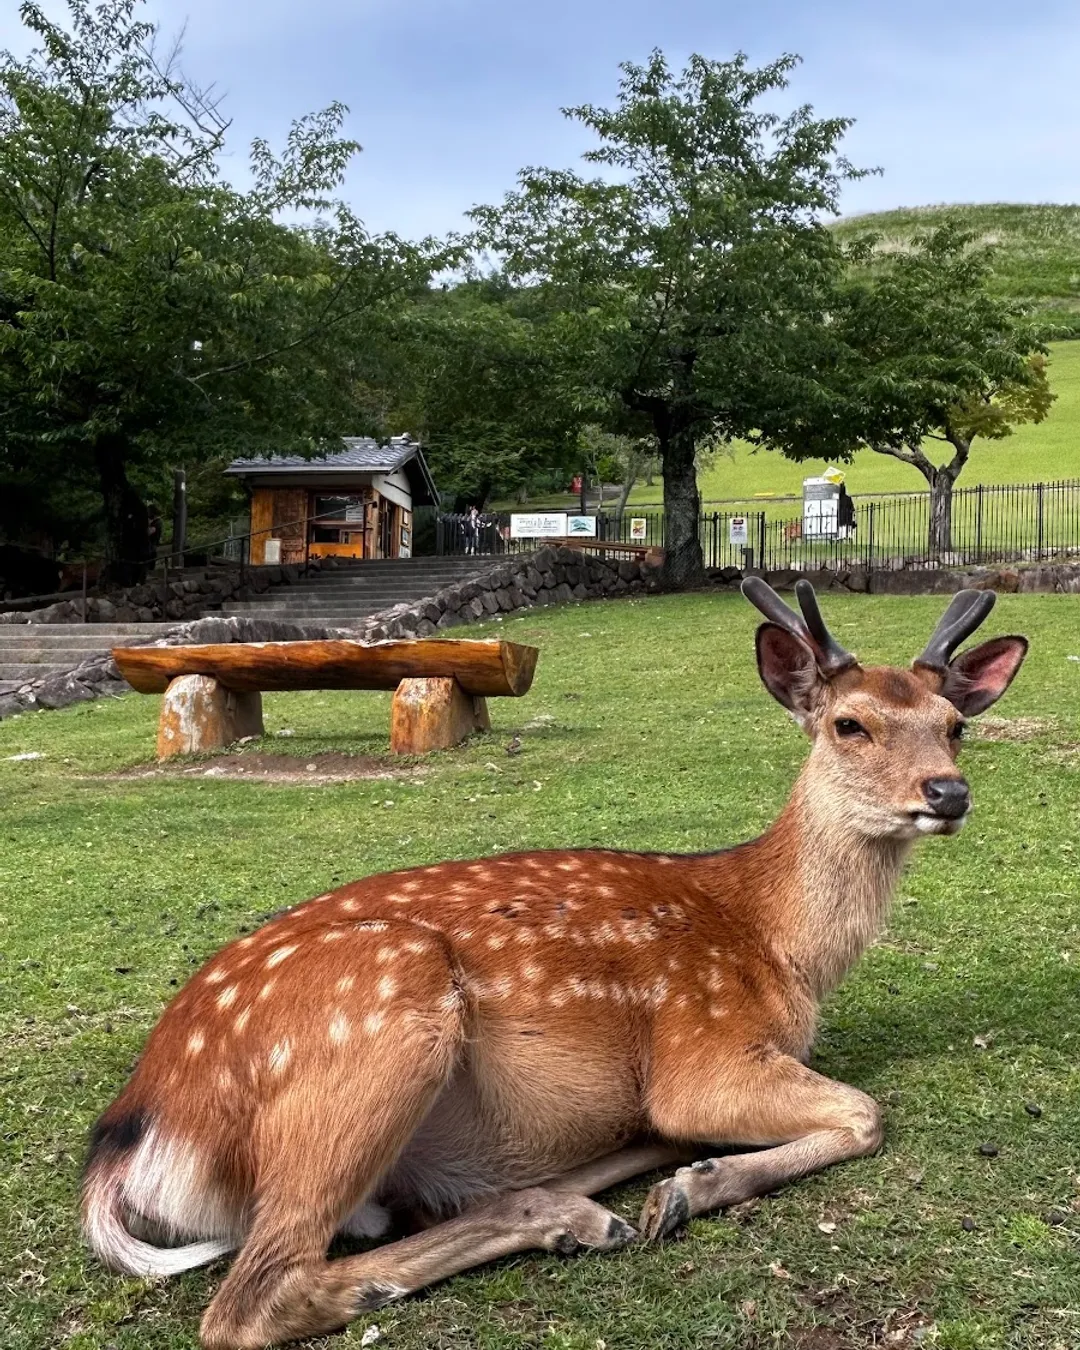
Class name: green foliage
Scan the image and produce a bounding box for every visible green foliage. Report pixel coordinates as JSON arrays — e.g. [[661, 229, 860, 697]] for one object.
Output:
[[0, 0, 441, 573], [1, 592, 1078, 1347], [752, 223, 1055, 550], [471, 50, 866, 582], [386, 280, 582, 508]]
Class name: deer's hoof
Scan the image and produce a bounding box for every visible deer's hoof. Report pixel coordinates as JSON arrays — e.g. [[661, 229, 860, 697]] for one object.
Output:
[[640, 1177, 690, 1241]]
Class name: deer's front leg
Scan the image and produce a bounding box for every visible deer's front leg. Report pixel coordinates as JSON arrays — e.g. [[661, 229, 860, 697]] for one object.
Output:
[[641, 1048, 883, 1240]]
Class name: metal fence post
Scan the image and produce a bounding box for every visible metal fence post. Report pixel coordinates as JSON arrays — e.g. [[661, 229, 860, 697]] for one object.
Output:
[[867, 503, 876, 571], [1037, 482, 1045, 560], [975, 484, 984, 560], [757, 512, 767, 573]]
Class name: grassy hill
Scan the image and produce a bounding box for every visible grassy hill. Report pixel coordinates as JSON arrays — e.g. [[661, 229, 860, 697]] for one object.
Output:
[[832, 203, 1080, 336]]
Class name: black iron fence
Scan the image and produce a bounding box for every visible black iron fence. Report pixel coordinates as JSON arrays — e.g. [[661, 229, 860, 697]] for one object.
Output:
[[437, 480, 1080, 571]]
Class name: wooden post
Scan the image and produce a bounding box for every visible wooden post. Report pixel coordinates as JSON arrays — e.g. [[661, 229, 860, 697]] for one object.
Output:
[[156, 674, 264, 760], [389, 677, 490, 755]]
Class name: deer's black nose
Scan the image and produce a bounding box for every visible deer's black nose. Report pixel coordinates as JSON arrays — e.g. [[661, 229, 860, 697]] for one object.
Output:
[[922, 777, 971, 819]]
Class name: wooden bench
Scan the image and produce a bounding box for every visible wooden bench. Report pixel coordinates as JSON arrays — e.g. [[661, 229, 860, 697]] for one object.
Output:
[[111, 638, 539, 761], [561, 539, 664, 566]]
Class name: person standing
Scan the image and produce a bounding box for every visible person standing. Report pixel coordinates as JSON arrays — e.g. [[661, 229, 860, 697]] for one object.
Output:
[[463, 506, 480, 555]]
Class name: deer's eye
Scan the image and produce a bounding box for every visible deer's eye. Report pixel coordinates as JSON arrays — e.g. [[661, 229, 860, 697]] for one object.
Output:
[[834, 718, 868, 739], [950, 722, 966, 741]]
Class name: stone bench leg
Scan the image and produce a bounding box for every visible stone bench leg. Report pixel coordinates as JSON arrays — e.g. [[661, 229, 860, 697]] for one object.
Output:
[[157, 674, 264, 761], [389, 677, 490, 755]]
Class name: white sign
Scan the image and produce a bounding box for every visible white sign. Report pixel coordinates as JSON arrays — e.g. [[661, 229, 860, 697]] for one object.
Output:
[[567, 515, 597, 537], [802, 477, 840, 540], [510, 512, 568, 539], [729, 516, 748, 546], [263, 538, 282, 564], [629, 517, 647, 541]]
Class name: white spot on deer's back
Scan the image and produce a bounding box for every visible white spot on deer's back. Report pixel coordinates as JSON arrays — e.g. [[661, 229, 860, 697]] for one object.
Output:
[[269, 1040, 291, 1072], [337, 975, 356, 995], [266, 945, 297, 969], [216, 985, 238, 1010], [321, 929, 346, 943], [205, 969, 227, 985], [234, 1008, 251, 1034], [187, 1032, 205, 1055], [364, 1012, 385, 1035], [329, 1012, 351, 1044], [377, 975, 397, 1000], [259, 980, 276, 1001], [376, 946, 398, 964]]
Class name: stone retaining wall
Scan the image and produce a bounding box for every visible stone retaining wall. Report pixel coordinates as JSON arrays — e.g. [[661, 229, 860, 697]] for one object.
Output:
[[352, 545, 651, 641], [0, 559, 337, 627], [707, 561, 1080, 595]]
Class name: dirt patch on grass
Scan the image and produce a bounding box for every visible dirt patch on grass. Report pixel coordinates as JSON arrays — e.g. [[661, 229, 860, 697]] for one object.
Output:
[[107, 751, 421, 784], [974, 715, 1055, 741]]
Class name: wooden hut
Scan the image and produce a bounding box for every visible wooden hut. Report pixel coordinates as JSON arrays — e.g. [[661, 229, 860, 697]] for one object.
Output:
[[225, 437, 438, 566]]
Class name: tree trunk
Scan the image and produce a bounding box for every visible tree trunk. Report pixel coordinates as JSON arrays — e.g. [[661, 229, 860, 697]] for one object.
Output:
[[928, 470, 955, 558], [94, 434, 151, 586], [615, 447, 644, 520], [660, 419, 705, 587]]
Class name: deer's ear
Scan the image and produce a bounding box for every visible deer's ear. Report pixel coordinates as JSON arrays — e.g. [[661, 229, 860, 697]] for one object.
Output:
[[755, 624, 826, 730], [939, 636, 1029, 716]]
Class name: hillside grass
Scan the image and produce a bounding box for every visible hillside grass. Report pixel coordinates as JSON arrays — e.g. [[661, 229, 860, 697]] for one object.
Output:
[[832, 203, 1080, 332], [2, 591, 1079, 1350]]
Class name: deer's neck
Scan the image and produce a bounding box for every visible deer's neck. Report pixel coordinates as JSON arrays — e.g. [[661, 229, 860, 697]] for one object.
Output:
[[756, 773, 913, 1002]]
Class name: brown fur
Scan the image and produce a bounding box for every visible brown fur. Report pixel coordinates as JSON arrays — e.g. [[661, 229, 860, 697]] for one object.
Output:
[[82, 592, 1028, 1349]]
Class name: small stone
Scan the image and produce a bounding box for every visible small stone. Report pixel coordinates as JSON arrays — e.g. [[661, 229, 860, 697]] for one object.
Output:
[[1045, 1209, 1067, 1226], [1024, 1102, 1043, 1119], [961, 1216, 977, 1232], [817, 1220, 837, 1234], [978, 1142, 999, 1158], [305, 763, 317, 772]]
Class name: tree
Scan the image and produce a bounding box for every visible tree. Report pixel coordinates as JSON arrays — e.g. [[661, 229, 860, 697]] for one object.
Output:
[[470, 50, 864, 584], [387, 279, 582, 509], [754, 224, 1054, 553], [0, 0, 439, 580]]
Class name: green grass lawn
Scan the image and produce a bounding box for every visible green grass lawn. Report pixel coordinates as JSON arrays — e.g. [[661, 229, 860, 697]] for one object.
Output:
[[2, 592, 1079, 1350], [498, 340, 1080, 512]]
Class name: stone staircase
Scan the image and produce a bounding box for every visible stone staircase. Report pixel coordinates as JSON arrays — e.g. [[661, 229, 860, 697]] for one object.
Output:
[[0, 622, 177, 691], [222, 556, 496, 626], [0, 557, 503, 698]]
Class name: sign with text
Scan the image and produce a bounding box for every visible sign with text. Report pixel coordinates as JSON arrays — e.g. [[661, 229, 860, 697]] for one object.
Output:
[[629, 517, 647, 541], [510, 512, 568, 539], [729, 516, 748, 546], [567, 515, 597, 537]]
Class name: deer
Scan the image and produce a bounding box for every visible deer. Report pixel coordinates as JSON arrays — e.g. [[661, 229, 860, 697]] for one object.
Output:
[[82, 580, 1028, 1350]]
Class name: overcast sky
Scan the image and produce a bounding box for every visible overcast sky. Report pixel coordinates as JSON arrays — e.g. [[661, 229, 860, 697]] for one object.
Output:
[[4, 0, 1079, 240]]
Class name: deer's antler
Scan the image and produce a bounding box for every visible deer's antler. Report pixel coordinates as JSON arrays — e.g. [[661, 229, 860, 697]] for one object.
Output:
[[741, 577, 858, 676], [914, 590, 997, 673]]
